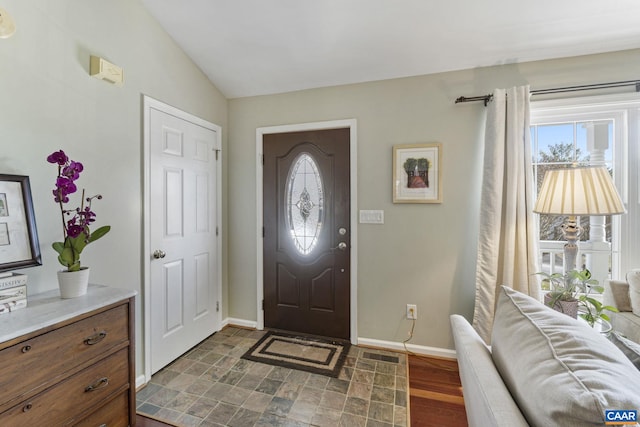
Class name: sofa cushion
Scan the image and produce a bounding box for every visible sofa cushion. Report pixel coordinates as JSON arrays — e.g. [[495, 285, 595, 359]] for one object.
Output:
[[605, 279, 633, 312], [626, 269, 640, 316], [491, 286, 640, 427], [609, 331, 640, 370]]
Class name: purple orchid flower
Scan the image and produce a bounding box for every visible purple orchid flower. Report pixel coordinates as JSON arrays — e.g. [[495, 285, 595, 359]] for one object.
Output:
[[47, 149, 111, 271], [62, 161, 84, 180], [66, 224, 85, 238], [47, 150, 68, 165]]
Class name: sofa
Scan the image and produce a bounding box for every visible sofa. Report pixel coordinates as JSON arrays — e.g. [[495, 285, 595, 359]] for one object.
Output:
[[451, 286, 640, 427], [604, 270, 640, 344]]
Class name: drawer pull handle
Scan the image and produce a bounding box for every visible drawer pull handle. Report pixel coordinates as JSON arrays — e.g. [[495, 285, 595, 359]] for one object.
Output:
[[22, 403, 32, 412], [21, 345, 32, 353], [85, 377, 109, 392], [84, 331, 107, 345]]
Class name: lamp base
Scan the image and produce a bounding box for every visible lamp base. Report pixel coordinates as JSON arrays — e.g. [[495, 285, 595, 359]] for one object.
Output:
[[562, 216, 582, 272]]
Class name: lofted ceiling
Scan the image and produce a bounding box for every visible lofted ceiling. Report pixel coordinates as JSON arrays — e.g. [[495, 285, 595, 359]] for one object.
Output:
[[140, 0, 640, 99]]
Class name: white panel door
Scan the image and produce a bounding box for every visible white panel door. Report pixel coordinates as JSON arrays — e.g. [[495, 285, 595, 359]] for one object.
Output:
[[149, 105, 220, 374]]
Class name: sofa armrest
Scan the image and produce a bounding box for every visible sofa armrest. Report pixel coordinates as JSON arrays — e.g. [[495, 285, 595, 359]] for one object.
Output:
[[450, 315, 529, 427]]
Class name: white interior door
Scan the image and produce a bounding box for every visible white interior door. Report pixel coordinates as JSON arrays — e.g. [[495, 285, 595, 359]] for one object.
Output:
[[145, 98, 221, 375]]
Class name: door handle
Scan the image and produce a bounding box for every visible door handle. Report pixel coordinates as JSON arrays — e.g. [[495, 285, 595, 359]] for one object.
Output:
[[332, 242, 347, 251], [153, 250, 166, 259]]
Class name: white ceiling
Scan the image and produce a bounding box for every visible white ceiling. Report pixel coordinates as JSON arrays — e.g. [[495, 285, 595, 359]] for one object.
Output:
[[140, 0, 640, 99]]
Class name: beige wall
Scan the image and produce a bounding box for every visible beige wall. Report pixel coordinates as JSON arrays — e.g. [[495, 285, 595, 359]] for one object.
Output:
[[2, 0, 638, 365], [228, 49, 640, 350], [0, 0, 228, 376]]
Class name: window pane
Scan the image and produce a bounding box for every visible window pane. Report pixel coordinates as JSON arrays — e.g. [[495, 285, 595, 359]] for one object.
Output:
[[536, 123, 575, 164], [285, 153, 324, 255]]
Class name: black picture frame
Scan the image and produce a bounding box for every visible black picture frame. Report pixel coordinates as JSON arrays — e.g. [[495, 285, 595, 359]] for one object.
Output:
[[0, 174, 42, 273]]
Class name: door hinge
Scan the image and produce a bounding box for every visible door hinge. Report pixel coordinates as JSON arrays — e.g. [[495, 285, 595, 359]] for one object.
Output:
[[262, 299, 264, 310], [261, 154, 264, 165], [216, 301, 220, 312], [214, 149, 220, 161], [262, 227, 265, 238], [216, 226, 219, 236]]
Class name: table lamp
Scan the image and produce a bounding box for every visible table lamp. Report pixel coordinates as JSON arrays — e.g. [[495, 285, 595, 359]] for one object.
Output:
[[533, 166, 625, 272]]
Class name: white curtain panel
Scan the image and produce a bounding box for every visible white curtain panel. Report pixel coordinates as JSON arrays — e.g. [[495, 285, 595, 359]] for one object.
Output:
[[472, 86, 541, 344]]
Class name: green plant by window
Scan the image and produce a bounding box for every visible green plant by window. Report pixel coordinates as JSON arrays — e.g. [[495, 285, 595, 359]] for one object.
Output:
[[537, 269, 618, 327]]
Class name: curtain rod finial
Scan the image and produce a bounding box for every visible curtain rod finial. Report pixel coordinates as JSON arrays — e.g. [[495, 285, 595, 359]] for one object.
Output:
[[454, 94, 493, 106]]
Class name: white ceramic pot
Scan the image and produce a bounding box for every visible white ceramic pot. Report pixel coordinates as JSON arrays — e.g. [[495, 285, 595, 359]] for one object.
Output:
[[57, 267, 90, 298]]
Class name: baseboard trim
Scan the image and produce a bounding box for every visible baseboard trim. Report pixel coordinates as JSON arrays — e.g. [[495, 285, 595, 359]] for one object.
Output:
[[136, 374, 147, 389], [223, 317, 258, 329], [357, 337, 457, 360], [221, 318, 456, 359]]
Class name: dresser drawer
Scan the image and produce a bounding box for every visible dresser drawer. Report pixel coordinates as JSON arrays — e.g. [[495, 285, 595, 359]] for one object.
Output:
[[0, 347, 129, 425], [74, 391, 130, 427], [0, 303, 129, 409]]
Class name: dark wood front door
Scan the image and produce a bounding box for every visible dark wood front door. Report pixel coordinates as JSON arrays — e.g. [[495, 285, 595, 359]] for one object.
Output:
[[263, 128, 350, 339]]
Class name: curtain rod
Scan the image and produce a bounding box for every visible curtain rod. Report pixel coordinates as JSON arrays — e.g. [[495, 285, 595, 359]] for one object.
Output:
[[454, 80, 640, 106]]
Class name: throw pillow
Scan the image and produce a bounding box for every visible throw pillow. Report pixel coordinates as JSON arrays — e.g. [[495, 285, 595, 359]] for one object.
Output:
[[606, 280, 632, 312], [491, 286, 640, 427], [626, 269, 640, 316], [609, 331, 640, 370]]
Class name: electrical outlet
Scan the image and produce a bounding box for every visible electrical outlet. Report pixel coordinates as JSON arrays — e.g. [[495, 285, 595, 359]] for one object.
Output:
[[406, 304, 417, 320]]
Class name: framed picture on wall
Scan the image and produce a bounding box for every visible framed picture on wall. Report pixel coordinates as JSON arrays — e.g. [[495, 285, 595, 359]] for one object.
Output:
[[392, 143, 442, 203], [0, 175, 41, 273]]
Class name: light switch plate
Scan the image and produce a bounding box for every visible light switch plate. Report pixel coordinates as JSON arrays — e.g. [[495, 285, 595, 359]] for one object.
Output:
[[359, 210, 384, 224]]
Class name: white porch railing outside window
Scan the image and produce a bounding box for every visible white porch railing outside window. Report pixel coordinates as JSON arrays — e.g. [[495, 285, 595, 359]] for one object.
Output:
[[538, 240, 612, 289]]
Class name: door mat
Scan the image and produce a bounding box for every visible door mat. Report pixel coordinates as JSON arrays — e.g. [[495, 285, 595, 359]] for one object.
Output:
[[241, 330, 351, 378]]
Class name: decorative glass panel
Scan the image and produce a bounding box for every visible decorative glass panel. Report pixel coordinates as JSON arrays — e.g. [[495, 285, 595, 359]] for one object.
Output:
[[286, 153, 324, 255]]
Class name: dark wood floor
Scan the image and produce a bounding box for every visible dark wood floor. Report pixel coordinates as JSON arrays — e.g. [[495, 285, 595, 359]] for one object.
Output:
[[136, 354, 468, 427], [408, 354, 468, 427]]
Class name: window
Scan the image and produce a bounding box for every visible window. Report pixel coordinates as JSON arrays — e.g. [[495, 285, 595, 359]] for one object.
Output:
[[285, 153, 324, 255], [531, 120, 614, 242], [530, 93, 640, 286]]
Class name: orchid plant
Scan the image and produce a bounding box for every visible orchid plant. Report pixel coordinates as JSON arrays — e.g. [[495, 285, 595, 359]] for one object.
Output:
[[47, 150, 110, 272]]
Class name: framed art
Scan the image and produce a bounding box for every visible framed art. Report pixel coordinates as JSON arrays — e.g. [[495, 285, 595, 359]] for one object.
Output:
[[0, 174, 41, 273], [393, 143, 442, 203]]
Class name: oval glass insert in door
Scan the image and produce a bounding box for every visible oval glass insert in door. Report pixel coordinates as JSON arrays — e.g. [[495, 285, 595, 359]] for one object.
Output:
[[285, 153, 324, 255]]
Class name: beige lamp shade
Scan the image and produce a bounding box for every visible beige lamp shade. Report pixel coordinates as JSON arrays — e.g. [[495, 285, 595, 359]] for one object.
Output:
[[533, 166, 625, 216]]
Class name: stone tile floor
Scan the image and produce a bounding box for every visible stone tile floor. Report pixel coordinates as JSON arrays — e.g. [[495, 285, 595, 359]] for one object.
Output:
[[137, 327, 408, 426]]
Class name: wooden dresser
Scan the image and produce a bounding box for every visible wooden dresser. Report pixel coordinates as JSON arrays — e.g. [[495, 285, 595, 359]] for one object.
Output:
[[0, 285, 136, 426]]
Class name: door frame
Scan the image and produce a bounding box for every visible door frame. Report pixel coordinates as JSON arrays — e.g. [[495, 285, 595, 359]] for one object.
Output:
[[256, 119, 358, 344], [142, 95, 223, 382]]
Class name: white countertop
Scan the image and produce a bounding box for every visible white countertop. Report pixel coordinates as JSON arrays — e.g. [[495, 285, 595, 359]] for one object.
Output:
[[0, 284, 137, 344]]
